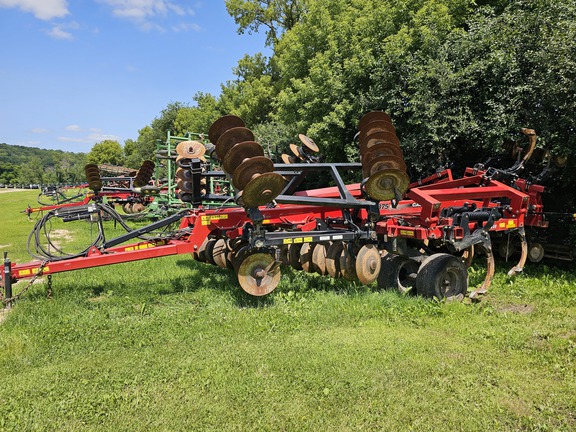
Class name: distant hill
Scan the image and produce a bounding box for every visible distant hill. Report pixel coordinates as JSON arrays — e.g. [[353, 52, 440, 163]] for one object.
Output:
[[0, 143, 86, 185]]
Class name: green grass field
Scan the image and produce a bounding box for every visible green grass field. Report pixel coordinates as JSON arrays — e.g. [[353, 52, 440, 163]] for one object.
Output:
[[1, 190, 575, 431]]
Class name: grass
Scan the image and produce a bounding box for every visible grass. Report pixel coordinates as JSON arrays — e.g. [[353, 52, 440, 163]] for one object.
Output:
[[1, 189, 575, 430]]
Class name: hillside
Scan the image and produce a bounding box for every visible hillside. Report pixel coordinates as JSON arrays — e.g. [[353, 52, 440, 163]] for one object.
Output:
[[0, 143, 85, 185]]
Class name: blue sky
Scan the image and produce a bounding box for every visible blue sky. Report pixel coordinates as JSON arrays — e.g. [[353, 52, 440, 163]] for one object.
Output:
[[0, 0, 269, 153]]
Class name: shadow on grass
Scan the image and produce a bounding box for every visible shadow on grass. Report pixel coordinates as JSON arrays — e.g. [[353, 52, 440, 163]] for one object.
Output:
[[173, 258, 276, 308], [172, 258, 376, 307]]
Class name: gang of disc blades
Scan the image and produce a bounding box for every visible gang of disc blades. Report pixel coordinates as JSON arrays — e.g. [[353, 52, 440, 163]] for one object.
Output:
[[289, 143, 303, 160]]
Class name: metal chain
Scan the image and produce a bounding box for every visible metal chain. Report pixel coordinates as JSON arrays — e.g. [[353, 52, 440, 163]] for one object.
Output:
[[1, 260, 49, 305]]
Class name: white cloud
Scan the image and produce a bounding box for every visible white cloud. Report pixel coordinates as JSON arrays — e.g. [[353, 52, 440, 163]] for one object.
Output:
[[65, 124, 83, 132], [98, 0, 199, 31], [0, 0, 69, 20], [58, 132, 121, 144], [46, 21, 79, 39], [172, 22, 200, 32], [31, 127, 49, 133], [47, 25, 73, 39]]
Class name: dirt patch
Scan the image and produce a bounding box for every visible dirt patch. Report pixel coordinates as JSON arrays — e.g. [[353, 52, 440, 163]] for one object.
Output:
[[50, 230, 73, 241], [0, 189, 26, 194], [496, 303, 535, 314], [45, 229, 74, 249]]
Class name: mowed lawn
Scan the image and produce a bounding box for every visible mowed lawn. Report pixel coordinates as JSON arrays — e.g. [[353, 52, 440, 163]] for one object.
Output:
[[1, 190, 575, 431]]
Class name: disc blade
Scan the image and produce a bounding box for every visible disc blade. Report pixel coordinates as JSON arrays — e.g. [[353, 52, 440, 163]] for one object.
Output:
[[241, 172, 285, 208], [311, 242, 328, 275], [360, 131, 400, 154], [355, 244, 381, 285], [300, 243, 315, 273], [208, 115, 245, 144], [176, 141, 206, 159], [289, 143, 303, 160], [362, 155, 407, 178], [222, 141, 264, 175], [365, 169, 410, 201], [288, 243, 303, 270], [237, 252, 281, 296], [281, 154, 296, 164], [216, 127, 255, 161], [212, 238, 229, 269], [358, 111, 392, 131], [232, 156, 274, 190], [339, 245, 358, 281], [326, 241, 344, 278], [298, 134, 319, 153], [359, 120, 396, 142], [204, 238, 218, 266]]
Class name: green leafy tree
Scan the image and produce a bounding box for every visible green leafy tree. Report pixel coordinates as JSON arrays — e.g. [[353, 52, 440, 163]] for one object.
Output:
[[17, 156, 43, 185], [219, 53, 277, 126], [86, 140, 125, 166], [226, 0, 307, 47], [173, 92, 222, 136]]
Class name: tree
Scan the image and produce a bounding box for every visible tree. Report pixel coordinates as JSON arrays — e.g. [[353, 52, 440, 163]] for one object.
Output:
[[226, 0, 307, 47], [17, 156, 43, 185], [219, 54, 277, 126], [86, 140, 125, 166], [173, 92, 222, 136]]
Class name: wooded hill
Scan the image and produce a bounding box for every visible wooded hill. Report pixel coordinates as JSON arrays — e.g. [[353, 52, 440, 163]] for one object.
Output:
[[0, 143, 85, 185]]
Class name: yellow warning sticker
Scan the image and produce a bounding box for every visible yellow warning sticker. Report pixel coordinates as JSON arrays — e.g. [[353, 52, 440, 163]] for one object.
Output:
[[283, 238, 293, 244], [124, 243, 155, 252], [304, 237, 313, 242], [400, 229, 415, 237], [499, 222, 506, 228], [18, 266, 49, 278], [294, 238, 303, 244], [507, 220, 517, 228], [200, 214, 229, 226]]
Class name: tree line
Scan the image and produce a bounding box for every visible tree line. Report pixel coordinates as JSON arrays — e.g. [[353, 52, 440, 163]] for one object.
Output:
[[124, 0, 575, 177], [0, 144, 86, 186], [8, 0, 576, 193]]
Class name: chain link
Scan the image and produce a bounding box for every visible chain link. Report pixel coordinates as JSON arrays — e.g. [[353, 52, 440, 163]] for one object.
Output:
[[1, 260, 49, 305]]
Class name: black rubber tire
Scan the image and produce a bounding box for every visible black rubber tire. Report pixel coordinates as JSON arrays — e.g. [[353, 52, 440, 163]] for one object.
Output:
[[415, 253, 468, 300], [377, 254, 419, 295]]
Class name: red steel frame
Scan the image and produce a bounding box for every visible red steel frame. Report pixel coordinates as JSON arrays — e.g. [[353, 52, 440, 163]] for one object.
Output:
[[4, 167, 534, 287]]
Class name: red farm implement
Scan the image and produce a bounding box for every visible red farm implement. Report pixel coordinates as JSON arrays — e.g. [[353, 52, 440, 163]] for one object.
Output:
[[2, 113, 573, 305]]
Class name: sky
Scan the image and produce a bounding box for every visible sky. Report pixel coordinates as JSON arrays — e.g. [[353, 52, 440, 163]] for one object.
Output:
[[0, 0, 269, 153]]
